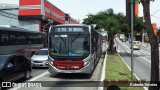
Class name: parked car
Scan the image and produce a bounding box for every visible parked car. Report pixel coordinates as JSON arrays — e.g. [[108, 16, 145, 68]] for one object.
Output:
[[0, 54, 31, 83], [31, 48, 48, 67], [131, 41, 141, 50]]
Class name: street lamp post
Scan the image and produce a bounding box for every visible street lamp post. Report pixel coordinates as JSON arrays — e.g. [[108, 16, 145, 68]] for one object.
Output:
[[142, 29, 144, 45], [142, 17, 145, 45]]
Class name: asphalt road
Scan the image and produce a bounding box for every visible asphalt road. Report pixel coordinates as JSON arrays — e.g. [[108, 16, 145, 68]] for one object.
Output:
[[115, 38, 160, 81], [8, 43, 107, 90]]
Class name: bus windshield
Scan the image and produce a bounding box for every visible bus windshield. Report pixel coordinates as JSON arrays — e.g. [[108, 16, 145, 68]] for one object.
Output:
[[49, 34, 90, 57]]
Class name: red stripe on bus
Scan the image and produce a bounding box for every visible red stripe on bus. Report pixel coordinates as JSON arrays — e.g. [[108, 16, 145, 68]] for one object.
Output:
[[53, 60, 84, 70]]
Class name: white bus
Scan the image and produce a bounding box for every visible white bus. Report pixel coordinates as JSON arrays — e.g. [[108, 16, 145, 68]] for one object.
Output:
[[48, 24, 103, 75]]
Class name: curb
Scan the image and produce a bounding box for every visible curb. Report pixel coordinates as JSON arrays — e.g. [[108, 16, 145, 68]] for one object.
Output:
[[118, 53, 148, 90], [98, 43, 108, 90], [98, 53, 107, 90], [98, 51, 148, 90]]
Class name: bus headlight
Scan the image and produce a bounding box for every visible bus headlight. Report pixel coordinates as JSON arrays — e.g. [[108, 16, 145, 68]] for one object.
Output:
[[48, 56, 54, 65], [50, 60, 53, 65], [84, 61, 90, 66], [51, 61, 53, 65]]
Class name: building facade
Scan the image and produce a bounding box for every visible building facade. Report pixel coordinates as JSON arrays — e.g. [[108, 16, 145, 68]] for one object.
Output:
[[0, 0, 78, 32]]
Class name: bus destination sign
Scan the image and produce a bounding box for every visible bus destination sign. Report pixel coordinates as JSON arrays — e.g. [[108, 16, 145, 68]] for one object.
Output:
[[55, 27, 84, 32]]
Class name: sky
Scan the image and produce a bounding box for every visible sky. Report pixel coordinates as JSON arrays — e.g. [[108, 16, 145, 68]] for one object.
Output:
[[0, 0, 160, 27]]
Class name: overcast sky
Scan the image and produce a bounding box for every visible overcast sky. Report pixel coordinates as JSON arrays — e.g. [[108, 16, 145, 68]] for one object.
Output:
[[0, 0, 160, 27]]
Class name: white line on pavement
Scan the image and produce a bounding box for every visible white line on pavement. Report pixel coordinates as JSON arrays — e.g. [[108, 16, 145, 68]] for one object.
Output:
[[140, 50, 150, 54], [28, 71, 49, 81], [10, 71, 49, 90], [118, 53, 148, 90], [121, 43, 160, 69], [127, 50, 130, 53], [135, 51, 141, 54], [122, 43, 152, 63]]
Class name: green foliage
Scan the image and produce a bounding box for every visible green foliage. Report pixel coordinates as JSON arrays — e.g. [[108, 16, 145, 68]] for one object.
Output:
[[120, 23, 130, 33], [105, 53, 145, 90], [83, 8, 129, 34], [134, 17, 145, 32], [99, 16, 119, 33], [83, 8, 130, 54]]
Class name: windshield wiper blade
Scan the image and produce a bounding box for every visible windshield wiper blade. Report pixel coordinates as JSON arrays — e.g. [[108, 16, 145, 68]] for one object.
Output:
[[71, 33, 81, 43], [59, 42, 62, 52], [60, 36, 66, 44]]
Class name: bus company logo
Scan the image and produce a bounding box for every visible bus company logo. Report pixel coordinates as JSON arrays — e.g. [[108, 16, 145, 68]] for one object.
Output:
[[65, 60, 72, 61], [2, 82, 11, 87]]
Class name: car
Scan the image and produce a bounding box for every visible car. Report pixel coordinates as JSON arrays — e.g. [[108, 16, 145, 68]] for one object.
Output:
[[131, 41, 141, 50], [31, 48, 48, 67], [119, 34, 126, 42], [0, 54, 31, 83], [121, 38, 127, 42]]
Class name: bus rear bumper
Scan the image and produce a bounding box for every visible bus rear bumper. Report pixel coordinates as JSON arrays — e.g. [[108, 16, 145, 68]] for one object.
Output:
[[48, 62, 92, 74]]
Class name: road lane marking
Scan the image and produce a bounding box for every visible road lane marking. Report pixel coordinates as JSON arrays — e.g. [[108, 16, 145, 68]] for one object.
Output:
[[122, 42, 160, 69], [135, 51, 140, 54], [28, 71, 49, 81], [140, 50, 150, 54], [98, 53, 107, 90], [10, 71, 49, 90], [118, 53, 148, 90], [127, 50, 130, 53]]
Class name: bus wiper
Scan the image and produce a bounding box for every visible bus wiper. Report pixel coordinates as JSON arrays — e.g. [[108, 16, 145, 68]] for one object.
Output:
[[60, 37, 66, 48], [59, 42, 62, 52], [60, 37, 65, 43], [71, 33, 81, 43]]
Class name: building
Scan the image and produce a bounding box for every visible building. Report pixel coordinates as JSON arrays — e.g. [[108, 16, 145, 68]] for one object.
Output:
[[0, 0, 78, 33]]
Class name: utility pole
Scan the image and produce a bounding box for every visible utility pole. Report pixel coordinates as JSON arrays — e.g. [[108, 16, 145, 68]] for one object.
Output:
[[142, 17, 145, 45], [142, 29, 144, 45], [131, 0, 134, 79]]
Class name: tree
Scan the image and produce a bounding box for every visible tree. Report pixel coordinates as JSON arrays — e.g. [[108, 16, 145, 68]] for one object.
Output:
[[98, 16, 120, 54], [83, 8, 129, 54], [133, 17, 145, 41], [138, 0, 159, 90], [134, 17, 145, 32]]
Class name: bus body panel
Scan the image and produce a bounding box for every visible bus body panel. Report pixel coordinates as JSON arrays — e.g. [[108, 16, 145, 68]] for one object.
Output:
[[48, 24, 102, 74], [48, 54, 94, 74]]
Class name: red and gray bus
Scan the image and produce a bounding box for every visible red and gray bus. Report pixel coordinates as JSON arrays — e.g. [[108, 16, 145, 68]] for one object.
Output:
[[48, 24, 102, 74]]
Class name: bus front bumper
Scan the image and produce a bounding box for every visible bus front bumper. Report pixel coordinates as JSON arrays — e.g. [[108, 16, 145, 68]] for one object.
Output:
[[48, 62, 92, 74]]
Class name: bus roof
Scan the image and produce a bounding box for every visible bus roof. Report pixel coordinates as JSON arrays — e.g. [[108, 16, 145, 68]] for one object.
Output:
[[53, 24, 89, 27]]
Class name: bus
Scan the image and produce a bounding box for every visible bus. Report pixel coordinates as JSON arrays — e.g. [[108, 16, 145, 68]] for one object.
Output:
[[48, 24, 103, 74], [0, 25, 47, 57]]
